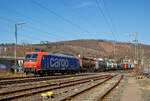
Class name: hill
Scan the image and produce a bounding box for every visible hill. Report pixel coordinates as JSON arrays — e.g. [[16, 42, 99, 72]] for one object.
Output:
[[0, 39, 150, 60]]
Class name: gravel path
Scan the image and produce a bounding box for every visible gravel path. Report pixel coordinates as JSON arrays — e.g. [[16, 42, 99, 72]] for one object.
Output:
[[138, 77, 150, 101], [121, 77, 141, 101]]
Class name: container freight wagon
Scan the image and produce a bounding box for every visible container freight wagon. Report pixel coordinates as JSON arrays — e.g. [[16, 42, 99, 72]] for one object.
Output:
[[118, 58, 134, 70], [104, 60, 113, 70], [40, 54, 80, 75], [95, 60, 107, 72], [118, 64, 123, 70], [75, 56, 96, 72], [112, 62, 118, 70], [129, 63, 134, 69], [118, 63, 126, 70], [118, 63, 134, 70]]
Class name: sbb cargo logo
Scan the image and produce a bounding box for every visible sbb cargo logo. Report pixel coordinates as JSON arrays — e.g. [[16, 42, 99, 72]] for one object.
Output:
[[49, 57, 69, 68]]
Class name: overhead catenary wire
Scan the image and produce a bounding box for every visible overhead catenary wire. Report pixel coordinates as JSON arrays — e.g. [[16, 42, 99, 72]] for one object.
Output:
[[0, 18, 47, 43], [100, 0, 120, 40], [31, 0, 92, 35], [1, 0, 118, 44], [0, 19, 64, 48], [95, 0, 117, 41], [99, 0, 119, 58], [1, 0, 112, 43], [95, 0, 118, 58], [60, 0, 100, 38], [0, 18, 65, 45], [1, 6, 85, 40], [0, 7, 68, 40], [0, 16, 67, 42]]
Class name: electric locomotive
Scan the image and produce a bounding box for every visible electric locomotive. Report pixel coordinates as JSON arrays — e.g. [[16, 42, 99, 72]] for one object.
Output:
[[24, 52, 81, 75]]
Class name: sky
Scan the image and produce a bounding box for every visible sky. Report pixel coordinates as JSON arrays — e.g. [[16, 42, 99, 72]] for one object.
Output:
[[0, 0, 150, 45]]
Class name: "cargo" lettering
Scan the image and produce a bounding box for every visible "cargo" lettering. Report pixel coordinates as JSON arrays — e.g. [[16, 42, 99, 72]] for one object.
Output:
[[50, 57, 69, 68]]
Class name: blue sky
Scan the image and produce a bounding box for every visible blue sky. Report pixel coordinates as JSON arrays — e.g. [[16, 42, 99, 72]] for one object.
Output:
[[0, 0, 150, 45]]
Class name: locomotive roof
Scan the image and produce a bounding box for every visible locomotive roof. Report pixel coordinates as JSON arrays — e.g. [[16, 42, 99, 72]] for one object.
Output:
[[48, 53, 75, 58]]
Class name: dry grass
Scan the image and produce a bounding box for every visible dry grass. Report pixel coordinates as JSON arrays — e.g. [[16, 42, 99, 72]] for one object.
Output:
[[1, 39, 150, 59]]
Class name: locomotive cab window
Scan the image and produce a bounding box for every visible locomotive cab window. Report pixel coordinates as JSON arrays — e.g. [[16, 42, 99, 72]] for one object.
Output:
[[25, 54, 38, 61], [25, 54, 32, 61]]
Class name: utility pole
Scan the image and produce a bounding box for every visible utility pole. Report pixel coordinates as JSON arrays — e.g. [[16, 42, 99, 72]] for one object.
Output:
[[0, 47, 2, 56], [113, 41, 116, 59], [126, 34, 132, 58], [134, 32, 138, 73], [14, 24, 17, 73], [141, 49, 144, 70], [14, 22, 25, 73], [134, 32, 138, 61], [80, 48, 83, 58]]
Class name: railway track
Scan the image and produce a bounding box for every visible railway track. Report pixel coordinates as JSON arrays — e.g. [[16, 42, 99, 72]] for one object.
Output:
[[142, 73, 150, 79], [0, 73, 94, 81], [107, 69, 133, 73], [0, 74, 111, 100], [0, 75, 40, 81], [0, 73, 95, 85], [97, 75, 123, 101], [60, 75, 123, 101]]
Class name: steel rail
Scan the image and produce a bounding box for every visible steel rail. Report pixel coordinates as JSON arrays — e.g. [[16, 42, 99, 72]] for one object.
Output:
[[0, 75, 111, 100], [0, 73, 97, 85], [0, 75, 109, 96], [61, 75, 116, 101], [97, 75, 124, 101], [0, 75, 40, 80], [0, 73, 95, 81]]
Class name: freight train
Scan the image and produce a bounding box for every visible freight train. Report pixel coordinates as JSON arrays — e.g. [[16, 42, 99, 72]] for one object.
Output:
[[23, 52, 134, 75]]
